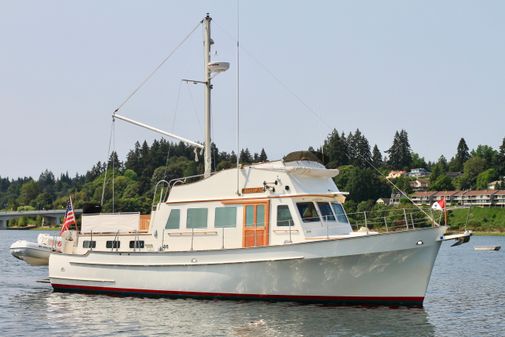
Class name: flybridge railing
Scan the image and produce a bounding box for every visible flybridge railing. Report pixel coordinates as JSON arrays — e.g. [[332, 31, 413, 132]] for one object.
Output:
[[152, 173, 213, 210], [345, 207, 437, 232]]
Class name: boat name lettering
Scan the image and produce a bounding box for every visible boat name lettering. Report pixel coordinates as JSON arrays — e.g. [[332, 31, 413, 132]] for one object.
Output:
[[242, 187, 265, 194]]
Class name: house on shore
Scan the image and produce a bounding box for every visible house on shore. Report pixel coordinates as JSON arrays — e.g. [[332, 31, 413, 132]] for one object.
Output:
[[410, 189, 505, 207]]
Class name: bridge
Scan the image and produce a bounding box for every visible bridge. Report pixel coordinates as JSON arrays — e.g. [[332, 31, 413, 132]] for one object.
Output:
[[0, 209, 83, 229]]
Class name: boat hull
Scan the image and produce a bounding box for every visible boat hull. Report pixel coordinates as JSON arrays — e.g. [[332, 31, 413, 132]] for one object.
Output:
[[49, 226, 445, 306], [10, 240, 51, 266]]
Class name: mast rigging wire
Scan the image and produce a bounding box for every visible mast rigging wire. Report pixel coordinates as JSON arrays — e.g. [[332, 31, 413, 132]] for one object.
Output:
[[113, 22, 201, 114], [101, 121, 115, 207], [236, 0, 241, 195], [213, 19, 436, 224]]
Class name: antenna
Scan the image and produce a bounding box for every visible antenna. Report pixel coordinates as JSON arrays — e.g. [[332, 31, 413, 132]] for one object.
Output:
[[236, 0, 241, 195]]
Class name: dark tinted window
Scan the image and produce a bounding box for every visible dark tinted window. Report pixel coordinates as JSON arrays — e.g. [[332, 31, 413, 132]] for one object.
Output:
[[317, 202, 335, 221], [277, 205, 293, 226], [296, 202, 320, 222], [106, 241, 120, 249], [331, 203, 349, 223], [83, 240, 96, 248], [129, 240, 144, 249]]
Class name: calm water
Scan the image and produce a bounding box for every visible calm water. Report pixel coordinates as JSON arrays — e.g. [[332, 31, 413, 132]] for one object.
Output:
[[1, 231, 504, 337]]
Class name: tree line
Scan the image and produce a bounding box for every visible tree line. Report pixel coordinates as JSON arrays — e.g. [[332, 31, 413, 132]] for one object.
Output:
[[1, 130, 504, 217]]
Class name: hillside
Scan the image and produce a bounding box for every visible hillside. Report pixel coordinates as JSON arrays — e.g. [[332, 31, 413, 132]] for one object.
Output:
[[448, 207, 505, 233]]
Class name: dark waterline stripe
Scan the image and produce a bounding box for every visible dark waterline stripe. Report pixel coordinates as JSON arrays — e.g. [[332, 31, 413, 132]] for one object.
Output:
[[51, 283, 424, 306]]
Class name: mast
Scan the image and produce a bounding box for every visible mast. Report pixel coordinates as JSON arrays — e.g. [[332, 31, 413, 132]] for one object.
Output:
[[203, 14, 212, 178]]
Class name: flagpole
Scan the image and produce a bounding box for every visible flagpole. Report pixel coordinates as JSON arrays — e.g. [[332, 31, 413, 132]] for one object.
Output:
[[443, 196, 448, 226]]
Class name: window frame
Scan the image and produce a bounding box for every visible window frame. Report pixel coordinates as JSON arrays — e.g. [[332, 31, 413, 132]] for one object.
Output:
[[129, 240, 145, 249], [331, 202, 350, 224], [214, 206, 237, 228], [276, 204, 294, 227], [106, 241, 120, 249], [186, 208, 208, 229], [317, 202, 336, 222], [296, 202, 321, 223], [165, 209, 180, 229], [82, 240, 96, 249]]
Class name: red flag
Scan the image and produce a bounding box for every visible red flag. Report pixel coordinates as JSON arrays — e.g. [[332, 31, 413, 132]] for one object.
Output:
[[60, 197, 76, 235], [431, 197, 446, 211]]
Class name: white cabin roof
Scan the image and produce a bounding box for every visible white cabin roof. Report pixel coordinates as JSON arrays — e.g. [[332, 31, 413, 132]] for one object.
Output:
[[166, 160, 343, 203]]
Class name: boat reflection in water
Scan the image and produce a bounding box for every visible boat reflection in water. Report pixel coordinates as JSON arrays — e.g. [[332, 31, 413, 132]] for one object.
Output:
[[38, 292, 434, 337]]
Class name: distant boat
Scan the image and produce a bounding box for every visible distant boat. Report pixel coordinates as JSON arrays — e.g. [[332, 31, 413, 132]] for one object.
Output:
[[474, 246, 501, 251]]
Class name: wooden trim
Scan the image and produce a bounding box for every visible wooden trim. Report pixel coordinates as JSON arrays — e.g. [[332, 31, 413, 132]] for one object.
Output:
[[165, 193, 342, 205], [223, 198, 270, 205]]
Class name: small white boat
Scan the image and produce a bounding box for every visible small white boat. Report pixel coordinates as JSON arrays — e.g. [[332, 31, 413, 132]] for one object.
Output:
[[10, 234, 62, 266], [474, 246, 501, 251]]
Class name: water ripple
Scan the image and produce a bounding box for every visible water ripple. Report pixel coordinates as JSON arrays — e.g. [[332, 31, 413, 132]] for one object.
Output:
[[1, 231, 504, 336]]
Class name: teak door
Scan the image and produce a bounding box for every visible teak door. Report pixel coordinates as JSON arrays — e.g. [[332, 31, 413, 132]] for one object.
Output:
[[243, 201, 269, 247]]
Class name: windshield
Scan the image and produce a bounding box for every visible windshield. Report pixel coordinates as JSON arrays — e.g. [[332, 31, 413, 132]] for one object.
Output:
[[331, 202, 349, 223], [296, 202, 320, 222], [317, 202, 335, 221]]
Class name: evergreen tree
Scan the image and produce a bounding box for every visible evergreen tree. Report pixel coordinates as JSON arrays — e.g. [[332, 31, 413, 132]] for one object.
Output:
[[371, 145, 383, 168], [229, 151, 237, 165], [125, 141, 142, 173], [38, 170, 55, 196], [450, 138, 470, 171], [259, 148, 268, 162], [322, 129, 348, 167], [347, 129, 371, 168], [386, 130, 412, 169], [239, 148, 253, 164], [497, 137, 505, 177], [107, 151, 122, 172]]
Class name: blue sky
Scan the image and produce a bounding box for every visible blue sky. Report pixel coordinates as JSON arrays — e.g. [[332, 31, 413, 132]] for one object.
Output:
[[1, 0, 504, 178]]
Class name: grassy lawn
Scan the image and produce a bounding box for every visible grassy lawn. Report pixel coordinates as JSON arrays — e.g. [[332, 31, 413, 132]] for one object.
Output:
[[447, 207, 505, 232]]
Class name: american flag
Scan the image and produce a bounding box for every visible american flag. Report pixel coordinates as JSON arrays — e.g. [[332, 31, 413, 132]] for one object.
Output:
[[60, 197, 76, 234]]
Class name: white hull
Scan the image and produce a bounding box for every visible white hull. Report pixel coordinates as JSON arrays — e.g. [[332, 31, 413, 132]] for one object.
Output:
[[49, 226, 444, 306], [10, 240, 51, 266]]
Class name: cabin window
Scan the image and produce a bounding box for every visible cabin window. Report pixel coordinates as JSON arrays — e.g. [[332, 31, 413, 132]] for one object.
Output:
[[277, 205, 293, 226], [106, 241, 120, 249], [296, 202, 320, 222], [317, 202, 335, 221], [165, 209, 180, 229], [82, 240, 96, 248], [187, 208, 208, 228], [257, 205, 265, 226], [331, 203, 349, 223], [215, 207, 237, 228], [245, 205, 254, 226], [129, 240, 145, 249]]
